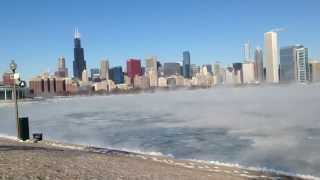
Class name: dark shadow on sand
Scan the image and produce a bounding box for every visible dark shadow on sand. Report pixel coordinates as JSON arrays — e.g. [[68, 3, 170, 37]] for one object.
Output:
[[0, 145, 65, 152]]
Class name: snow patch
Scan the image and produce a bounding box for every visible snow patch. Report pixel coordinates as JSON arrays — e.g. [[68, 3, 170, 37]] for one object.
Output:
[[0, 134, 18, 141], [188, 159, 320, 180]]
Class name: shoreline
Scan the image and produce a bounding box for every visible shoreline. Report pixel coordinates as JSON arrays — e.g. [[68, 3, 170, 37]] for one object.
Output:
[[0, 136, 317, 180], [1, 82, 318, 104]]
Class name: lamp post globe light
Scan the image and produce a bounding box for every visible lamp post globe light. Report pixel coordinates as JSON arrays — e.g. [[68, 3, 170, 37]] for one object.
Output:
[[9, 60, 20, 139], [10, 60, 17, 73]]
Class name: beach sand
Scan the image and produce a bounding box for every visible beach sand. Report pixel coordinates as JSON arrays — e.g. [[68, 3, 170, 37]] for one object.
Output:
[[0, 137, 306, 180]]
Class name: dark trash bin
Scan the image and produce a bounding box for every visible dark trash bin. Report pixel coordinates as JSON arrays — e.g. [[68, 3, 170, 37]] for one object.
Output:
[[33, 133, 43, 141], [18, 117, 29, 141]]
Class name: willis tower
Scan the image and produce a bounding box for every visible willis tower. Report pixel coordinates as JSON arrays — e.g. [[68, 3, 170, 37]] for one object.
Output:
[[73, 28, 87, 80]]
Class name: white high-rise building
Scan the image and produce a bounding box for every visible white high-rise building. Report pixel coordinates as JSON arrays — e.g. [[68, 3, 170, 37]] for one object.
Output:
[[296, 47, 309, 82], [82, 69, 88, 83], [264, 31, 279, 83], [148, 70, 158, 87], [145, 57, 158, 87], [225, 67, 234, 85], [243, 41, 251, 61], [145, 57, 158, 74], [100, 59, 109, 81], [242, 61, 255, 84]]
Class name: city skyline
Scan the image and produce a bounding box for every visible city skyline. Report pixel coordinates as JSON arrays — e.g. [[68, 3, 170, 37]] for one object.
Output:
[[0, 0, 319, 80], [1, 27, 319, 82]]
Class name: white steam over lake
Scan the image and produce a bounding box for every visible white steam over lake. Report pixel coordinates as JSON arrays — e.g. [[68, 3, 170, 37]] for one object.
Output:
[[1, 84, 320, 176]]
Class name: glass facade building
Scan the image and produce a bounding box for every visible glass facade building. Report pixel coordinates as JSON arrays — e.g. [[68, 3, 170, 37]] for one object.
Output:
[[163, 63, 181, 77], [254, 48, 264, 82], [100, 60, 109, 80], [110, 66, 124, 84], [182, 51, 191, 78], [73, 29, 87, 80], [280, 45, 308, 82], [280, 46, 296, 82], [296, 47, 309, 82]]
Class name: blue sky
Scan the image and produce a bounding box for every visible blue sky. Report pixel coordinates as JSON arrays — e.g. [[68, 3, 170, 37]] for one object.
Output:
[[0, 0, 319, 80]]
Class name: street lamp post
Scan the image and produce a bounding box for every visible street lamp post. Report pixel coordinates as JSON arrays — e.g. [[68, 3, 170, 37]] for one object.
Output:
[[10, 60, 20, 139]]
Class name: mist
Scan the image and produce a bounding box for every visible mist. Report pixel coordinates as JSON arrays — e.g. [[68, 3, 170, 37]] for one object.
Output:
[[1, 84, 320, 176]]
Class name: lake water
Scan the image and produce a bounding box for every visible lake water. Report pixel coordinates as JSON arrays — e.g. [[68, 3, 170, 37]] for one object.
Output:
[[1, 84, 320, 177]]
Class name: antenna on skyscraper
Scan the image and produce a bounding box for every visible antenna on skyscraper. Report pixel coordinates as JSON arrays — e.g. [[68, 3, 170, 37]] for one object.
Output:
[[74, 27, 80, 38]]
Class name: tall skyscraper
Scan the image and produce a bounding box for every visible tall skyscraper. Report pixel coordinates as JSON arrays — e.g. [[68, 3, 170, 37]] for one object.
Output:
[[145, 57, 157, 74], [182, 51, 191, 78], [213, 62, 221, 84], [55, 56, 68, 78], [264, 31, 279, 83], [296, 47, 309, 82], [280, 46, 298, 82], [90, 68, 100, 81], [100, 59, 109, 80], [233, 62, 243, 84], [110, 66, 124, 84], [145, 57, 158, 87], [225, 66, 234, 85], [243, 41, 251, 61], [82, 69, 88, 83], [254, 47, 264, 82], [127, 59, 142, 82], [242, 61, 255, 84], [280, 45, 309, 82], [73, 28, 87, 80], [164, 62, 181, 76], [58, 56, 65, 69]]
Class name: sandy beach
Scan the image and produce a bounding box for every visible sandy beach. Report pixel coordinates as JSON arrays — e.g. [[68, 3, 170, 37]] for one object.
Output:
[[0, 137, 310, 180]]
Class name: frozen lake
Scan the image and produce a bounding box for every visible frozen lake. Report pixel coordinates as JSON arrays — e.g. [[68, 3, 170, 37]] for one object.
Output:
[[1, 84, 320, 177]]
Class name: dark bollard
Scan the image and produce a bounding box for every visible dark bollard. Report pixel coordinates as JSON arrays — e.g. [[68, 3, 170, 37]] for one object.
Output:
[[33, 133, 43, 141], [18, 117, 29, 141]]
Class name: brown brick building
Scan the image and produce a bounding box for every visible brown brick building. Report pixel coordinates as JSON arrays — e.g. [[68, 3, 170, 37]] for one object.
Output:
[[29, 77, 68, 97], [2, 72, 14, 85]]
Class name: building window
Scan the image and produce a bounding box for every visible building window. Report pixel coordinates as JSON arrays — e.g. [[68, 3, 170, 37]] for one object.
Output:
[[0, 90, 5, 100], [62, 80, 66, 91], [41, 79, 45, 92], [53, 78, 56, 92], [47, 79, 50, 92], [6, 90, 12, 100]]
